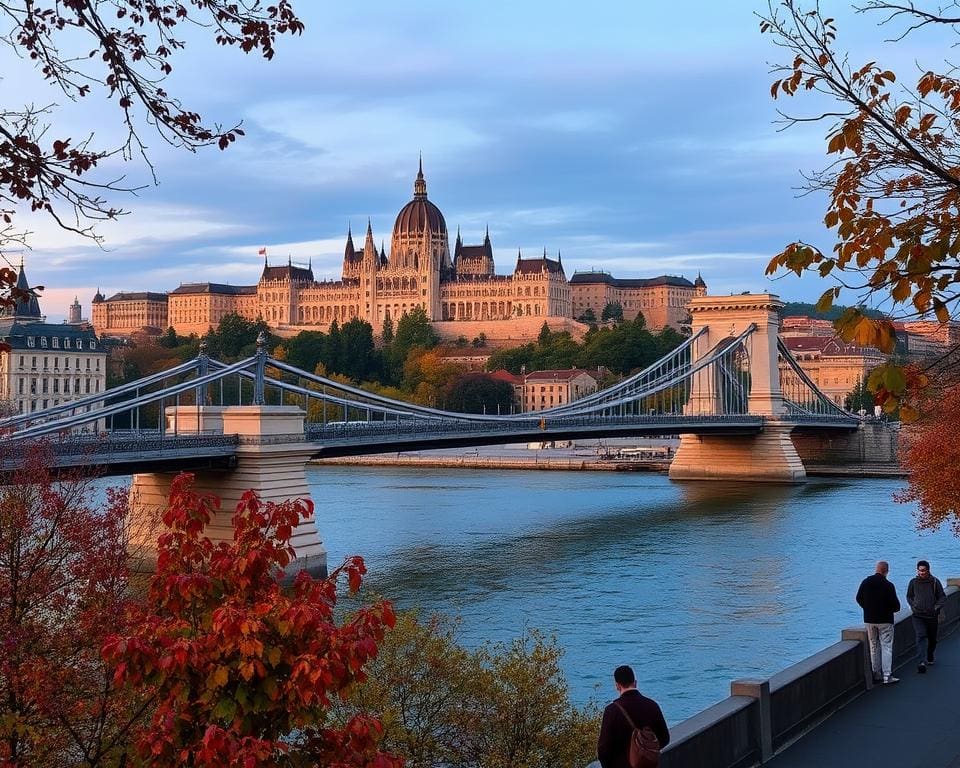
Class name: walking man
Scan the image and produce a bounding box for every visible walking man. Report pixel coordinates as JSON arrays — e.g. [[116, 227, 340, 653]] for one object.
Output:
[[855, 560, 901, 684], [907, 559, 946, 674], [597, 665, 670, 768]]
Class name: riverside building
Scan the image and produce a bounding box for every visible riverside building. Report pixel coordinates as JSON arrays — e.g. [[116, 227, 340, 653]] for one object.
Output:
[[92, 163, 705, 340], [0, 265, 107, 417]]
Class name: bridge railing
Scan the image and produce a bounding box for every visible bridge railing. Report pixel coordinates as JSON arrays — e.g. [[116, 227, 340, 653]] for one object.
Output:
[[777, 338, 860, 421]]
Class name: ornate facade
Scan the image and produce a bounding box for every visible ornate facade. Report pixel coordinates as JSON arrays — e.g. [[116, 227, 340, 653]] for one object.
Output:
[[92, 163, 704, 339], [1, 266, 107, 417], [569, 271, 707, 330]]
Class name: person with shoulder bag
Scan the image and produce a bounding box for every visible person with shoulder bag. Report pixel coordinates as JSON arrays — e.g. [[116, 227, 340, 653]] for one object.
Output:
[[597, 665, 670, 768]]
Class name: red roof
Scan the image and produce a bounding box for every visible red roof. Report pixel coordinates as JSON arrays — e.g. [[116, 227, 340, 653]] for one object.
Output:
[[489, 369, 523, 385]]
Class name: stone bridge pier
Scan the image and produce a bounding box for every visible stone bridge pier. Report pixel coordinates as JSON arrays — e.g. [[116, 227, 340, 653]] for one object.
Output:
[[128, 405, 327, 578], [669, 294, 807, 482]]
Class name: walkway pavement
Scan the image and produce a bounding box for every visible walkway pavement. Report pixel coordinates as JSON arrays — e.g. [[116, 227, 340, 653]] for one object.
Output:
[[767, 625, 960, 768]]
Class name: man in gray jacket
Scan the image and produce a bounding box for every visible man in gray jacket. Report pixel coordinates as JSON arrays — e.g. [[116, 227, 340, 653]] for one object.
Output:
[[907, 559, 946, 674]]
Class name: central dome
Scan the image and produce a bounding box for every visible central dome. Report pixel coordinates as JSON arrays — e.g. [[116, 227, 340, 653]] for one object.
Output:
[[393, 162, 447, 237]]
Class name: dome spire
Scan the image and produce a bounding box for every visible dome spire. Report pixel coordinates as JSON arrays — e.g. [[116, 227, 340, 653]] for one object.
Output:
[[414, 155, 427, 200]]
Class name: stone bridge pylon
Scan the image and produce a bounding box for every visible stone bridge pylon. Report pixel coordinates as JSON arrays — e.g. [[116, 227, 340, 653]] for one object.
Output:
[[669, 294, 807, 482]]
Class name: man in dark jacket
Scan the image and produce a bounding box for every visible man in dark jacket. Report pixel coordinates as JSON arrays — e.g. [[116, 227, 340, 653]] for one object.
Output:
[[855, 560, 901, 684], [597, 665, 669, 768], [907, 559, 946, 674]]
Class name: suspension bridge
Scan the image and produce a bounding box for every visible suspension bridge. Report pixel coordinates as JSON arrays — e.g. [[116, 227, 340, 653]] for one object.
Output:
[[0, 294, 865, 576]]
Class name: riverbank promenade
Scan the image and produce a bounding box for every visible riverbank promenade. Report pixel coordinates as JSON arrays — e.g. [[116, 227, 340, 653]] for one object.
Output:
[[766, 623, 960, 768], [587, 580, 960, 768]]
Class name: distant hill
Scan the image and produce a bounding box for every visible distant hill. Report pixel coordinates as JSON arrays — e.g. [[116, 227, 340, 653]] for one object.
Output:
[[780, 302, 886, 321]]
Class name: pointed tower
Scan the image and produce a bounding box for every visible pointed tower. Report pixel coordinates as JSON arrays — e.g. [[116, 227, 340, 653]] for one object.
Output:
[[6, 262, 42, 319], [362, 220, 378, 269], [68, 296, 82, 324], [695, 272, 708, 297], [342, 224, 361, 281]]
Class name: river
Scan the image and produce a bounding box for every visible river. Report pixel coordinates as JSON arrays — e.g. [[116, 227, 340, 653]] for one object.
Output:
[[307, 466, 958, 723]]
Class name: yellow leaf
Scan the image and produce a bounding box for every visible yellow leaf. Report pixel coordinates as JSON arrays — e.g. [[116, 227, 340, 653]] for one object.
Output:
[[891, 279, 911, 303], [899, 404, 919, 423], [815, 288, 837, 313], [933, 298, 950, 324], [212, 666, 229, 688]]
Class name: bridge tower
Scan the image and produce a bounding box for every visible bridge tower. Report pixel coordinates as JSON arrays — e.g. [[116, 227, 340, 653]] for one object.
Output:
[[670, 294, 806, 482], [128, 405, 328, 578]]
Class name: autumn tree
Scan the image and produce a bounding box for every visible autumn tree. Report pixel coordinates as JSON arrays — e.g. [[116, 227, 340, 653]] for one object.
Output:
[[104, 474, 400, 768], [334, 611, 599, 768], [0, 446, 149, 767], [897, 383, 960, 532], [759, 0, 960, 414]]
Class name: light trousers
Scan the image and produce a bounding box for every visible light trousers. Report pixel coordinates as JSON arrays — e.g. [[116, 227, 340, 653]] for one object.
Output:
[[865, 622, 894, 679]]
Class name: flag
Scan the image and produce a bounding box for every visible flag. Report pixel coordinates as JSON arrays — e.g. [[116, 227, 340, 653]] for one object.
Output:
[[258, 247, 267, 256]]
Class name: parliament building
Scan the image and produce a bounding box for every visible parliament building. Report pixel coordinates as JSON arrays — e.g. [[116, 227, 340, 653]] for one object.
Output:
[[92, 164, 706, 341]]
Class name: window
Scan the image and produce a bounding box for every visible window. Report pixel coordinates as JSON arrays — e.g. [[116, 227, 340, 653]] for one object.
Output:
[[40, 337, 47, 348], [76, 339, 83, 350], [90, 340, 96, 350], [64, 338, 71, 349], [27, 336, 35, 348], [52, 337, 59, 348]]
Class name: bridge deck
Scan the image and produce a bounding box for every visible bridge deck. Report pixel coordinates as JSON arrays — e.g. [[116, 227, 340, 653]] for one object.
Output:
[[767, 625, 960, 767]]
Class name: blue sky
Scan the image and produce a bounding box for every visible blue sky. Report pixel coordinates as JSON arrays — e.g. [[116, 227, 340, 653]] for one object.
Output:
[[5, 1, 943, 321]]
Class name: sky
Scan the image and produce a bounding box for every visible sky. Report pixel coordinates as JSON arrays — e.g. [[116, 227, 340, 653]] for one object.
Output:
[[3, 0, 949, 321]]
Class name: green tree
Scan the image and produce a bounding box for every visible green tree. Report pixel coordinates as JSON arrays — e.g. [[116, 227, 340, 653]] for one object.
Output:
[[486, 344, 537, 376], [386, 308, 439, 385], [444, 373, 514, 414], [576, 308, 597, 325], [282, 331, 327, 372], [340, 318, 376, 381], [538, 322, 552, 346], [601, 302, 624, 323], [381, 316, 395, 345], [471, 333, 488, 349], [205, 314, 273, 360], [325, 320, 343, 375], [845, 376, 875, 414]]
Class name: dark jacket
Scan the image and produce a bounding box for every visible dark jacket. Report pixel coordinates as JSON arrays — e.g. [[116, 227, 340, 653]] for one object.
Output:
[[907, 575, 946, 619], [597, 689, 670, 768], [856, 573, 901, 624]]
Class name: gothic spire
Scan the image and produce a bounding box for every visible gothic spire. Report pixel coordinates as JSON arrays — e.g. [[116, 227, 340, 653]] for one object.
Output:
[[414, 155, 427, 200]]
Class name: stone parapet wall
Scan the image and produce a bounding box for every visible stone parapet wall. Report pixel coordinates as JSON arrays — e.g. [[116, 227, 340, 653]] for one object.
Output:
[[431, 316, 589, 346], [791, 422, 900, 469], [586, 580, 960, 768]]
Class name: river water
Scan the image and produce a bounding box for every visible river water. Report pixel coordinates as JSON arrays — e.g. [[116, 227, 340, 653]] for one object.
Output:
[[308, 466, 958, 723]]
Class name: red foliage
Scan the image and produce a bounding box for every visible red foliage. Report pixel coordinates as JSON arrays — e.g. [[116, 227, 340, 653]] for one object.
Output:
[[104, 474, 401, 767], [0, 446, 143, 767], [897, 383, 960, 534]]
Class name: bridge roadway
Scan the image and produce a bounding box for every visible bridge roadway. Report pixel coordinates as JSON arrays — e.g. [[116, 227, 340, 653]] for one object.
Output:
[[4, 413, 859, 476], [766, 624, 960, 768]]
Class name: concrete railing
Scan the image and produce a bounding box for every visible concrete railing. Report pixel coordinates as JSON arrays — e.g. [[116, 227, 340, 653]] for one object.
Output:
[[587, 578, 960, 768]]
